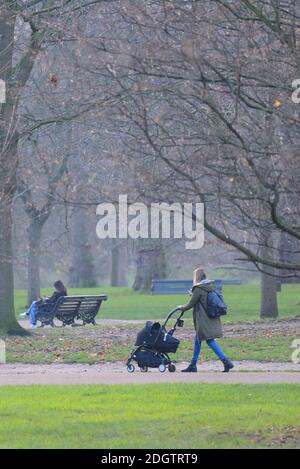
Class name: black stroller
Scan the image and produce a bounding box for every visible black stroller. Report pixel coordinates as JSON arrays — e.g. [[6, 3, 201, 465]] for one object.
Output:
[[126, 308, 184, 373]]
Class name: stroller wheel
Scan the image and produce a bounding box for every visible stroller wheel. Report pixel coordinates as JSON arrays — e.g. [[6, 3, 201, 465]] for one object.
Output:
[[127, 364, 135, 373], [140, 366, 148, 373], [159, 364, 166, 373], [168, 364, 176, 373]]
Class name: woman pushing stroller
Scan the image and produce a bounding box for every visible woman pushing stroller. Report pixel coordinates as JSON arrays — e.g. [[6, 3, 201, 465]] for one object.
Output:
[[178, 267, 234, 373]]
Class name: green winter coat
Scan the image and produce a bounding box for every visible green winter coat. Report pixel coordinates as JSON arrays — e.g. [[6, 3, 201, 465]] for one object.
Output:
[[181, 281, 223, 341]]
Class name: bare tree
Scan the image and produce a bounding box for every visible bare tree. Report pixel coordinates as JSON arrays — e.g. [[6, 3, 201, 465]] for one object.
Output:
[[0, 2, 43, 334], [0, 0, 119, 334], [85, 0, 299, 313], [96, 0, 300, 272], [17, 124, 70, 304]]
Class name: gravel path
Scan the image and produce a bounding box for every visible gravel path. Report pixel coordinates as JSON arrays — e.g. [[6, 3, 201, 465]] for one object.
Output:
[[18, 319, 146, 329], [0, 361, 299, 385]]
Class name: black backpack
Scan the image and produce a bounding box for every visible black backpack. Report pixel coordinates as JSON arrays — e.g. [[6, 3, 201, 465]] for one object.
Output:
[[200, 291, 228, 318]]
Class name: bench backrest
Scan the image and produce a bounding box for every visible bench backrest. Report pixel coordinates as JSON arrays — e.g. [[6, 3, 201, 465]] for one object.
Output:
[[151, 279, 241, 294], [54, 295, 108, 315]]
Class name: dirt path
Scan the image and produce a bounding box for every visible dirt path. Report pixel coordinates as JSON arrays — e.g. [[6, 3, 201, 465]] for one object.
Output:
[[19, 319, 146, 329], [1, 361, 299, 385]]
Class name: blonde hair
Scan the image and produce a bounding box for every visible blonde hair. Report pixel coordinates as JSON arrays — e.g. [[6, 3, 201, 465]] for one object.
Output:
[[193, 267, 206, 286]]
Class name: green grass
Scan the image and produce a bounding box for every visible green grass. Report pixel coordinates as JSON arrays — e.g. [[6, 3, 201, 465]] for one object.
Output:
[[0, 384, 299, 448], [14, 284, 300, 322], [11, 284, 299, 365], [177, 336, 297, 363], [4, 325, 298, 364]]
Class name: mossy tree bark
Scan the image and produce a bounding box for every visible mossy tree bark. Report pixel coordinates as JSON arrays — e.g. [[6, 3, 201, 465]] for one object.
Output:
[[0, 3, 40, 334], [0, 6, 21, 335]]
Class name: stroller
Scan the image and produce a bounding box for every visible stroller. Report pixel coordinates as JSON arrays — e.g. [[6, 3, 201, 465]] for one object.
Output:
[[126, 308, 184, 373]]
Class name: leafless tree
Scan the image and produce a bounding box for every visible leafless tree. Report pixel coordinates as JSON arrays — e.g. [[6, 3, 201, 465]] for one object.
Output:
[[0, 0, 119, 334], [84, 0, 300, 315]]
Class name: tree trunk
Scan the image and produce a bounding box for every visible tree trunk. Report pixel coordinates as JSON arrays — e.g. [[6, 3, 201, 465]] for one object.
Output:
[[27, 218, 44, 305], [69, 206, 97, 288], [260, 270, 279, 318], [110, 240, 128, 287], [132, 240, 166, 291], [0, 4, 27, 334], [0, 200, 25, 335], [278, 232, 300, 285], [260, 236, 279, 319]]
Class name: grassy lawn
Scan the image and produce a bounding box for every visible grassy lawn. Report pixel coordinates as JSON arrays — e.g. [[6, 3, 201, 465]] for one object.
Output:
[[14, 284, 300, 322], [178, 335, 298, 364], [0, 384, 299, 449], [5, 325, 299, 364], [10, 284, 299, 365]]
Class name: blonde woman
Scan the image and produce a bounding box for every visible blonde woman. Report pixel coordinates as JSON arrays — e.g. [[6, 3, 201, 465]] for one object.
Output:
[[178, 268, 234, 373]]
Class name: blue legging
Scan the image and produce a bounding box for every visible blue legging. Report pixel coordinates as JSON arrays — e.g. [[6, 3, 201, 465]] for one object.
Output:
[[192, 335, 226, 363], [27, 301, 38, 326]]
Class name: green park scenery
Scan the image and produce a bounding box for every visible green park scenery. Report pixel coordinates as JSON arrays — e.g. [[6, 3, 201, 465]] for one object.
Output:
[[0, 284, 299, 449], [6, 284, 300, 365], [1, 0, 300, 453]]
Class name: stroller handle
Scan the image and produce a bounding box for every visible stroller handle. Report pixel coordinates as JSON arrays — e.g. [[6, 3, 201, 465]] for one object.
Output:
[[162, 307, 184, 328]]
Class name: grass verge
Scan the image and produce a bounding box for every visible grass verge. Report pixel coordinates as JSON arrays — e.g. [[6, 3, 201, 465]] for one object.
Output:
[[4, 325, 299, 364], [0, 384, 299, 449]]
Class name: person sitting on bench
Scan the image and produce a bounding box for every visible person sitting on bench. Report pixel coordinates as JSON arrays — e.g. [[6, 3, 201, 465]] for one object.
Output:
[[20, 280, 68, 329]]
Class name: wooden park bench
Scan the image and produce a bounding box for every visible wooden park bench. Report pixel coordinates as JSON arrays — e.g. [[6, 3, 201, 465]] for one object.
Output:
[[36, 295, 108, 327], [151, 278, 241, 295]]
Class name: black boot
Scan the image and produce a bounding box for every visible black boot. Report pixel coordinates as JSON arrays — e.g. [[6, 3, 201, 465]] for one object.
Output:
[[181, 362, 197, 373], [222, 358, 234, 373]]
